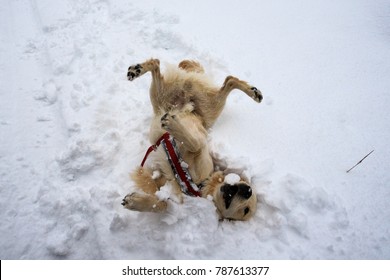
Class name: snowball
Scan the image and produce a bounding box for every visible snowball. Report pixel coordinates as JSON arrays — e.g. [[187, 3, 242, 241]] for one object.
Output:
[[224, 173, 241, 185], [156, 183, 182, 203], [180, 160, 189, 168], [151, 170, 161, 180]]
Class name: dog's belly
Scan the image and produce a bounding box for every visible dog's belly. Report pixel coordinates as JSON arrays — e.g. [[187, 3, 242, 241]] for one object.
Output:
[[152, 144, 213, 186], [156, 68, 216, 113]]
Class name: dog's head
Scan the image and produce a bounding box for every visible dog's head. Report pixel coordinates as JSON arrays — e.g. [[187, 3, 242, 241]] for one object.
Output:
[[204, 172, 257, 221]]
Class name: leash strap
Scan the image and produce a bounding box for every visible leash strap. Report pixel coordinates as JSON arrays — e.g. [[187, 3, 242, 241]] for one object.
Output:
[[140, 135, 165, 167], [140, 132, 201, 197]]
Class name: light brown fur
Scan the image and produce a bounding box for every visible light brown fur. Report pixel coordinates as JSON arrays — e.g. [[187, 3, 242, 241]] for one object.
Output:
[[122, 59, 262, 221]]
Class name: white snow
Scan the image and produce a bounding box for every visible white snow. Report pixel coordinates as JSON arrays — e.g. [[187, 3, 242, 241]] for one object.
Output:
[[1, 0, 390, 259], [224, 173, 241, 185]]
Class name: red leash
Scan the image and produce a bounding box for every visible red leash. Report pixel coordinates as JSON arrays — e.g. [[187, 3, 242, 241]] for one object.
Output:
[[140, 132, 201, 197], [140, 134, 166, 167]]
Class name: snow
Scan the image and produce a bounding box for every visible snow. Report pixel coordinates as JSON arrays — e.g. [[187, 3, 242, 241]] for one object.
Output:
[[224, 173, 241, 185], [1, 0, 389, 259]]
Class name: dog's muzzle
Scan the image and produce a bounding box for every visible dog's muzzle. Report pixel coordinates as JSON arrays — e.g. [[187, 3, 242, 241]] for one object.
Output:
[[221, 183, 253, 209]]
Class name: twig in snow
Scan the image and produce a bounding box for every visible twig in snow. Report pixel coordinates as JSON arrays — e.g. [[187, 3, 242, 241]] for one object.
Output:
[[346, 150, 374, 173]]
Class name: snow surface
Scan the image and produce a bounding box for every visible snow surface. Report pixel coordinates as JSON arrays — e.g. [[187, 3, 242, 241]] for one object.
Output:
[[1, 0, 390, 259]]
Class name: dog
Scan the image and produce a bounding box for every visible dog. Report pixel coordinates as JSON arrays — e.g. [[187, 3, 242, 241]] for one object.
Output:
[[122, 59, 262, 221]]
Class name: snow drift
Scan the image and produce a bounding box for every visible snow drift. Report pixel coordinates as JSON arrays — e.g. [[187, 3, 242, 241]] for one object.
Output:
[[1, 0, 389, 259]]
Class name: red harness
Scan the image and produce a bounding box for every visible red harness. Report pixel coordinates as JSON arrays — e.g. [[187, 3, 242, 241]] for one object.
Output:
[[140, 132, 201, 197]]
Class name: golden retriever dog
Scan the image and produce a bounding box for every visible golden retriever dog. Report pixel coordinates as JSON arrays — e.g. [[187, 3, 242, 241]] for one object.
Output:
[[122, 59, 262, 221]]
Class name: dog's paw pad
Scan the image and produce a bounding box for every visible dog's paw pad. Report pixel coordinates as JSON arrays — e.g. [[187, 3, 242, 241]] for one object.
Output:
[[122, 193, 136, 206], [160, 112, 176, 130], [127, 64, 143, 81], [251, 87, 263, 103], [122, 193, 141, 210], [121, 194, 131, 207]]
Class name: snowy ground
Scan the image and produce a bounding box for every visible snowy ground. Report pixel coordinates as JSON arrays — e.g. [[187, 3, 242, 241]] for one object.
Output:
[[1, 0, 389, 259]]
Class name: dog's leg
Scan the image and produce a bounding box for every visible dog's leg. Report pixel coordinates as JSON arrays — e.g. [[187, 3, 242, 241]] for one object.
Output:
[[122, 192, 168, 213], [197, 76, 262, 128], [178, 60, 205, 73], [127, 59, 164, 113], [161, 111, 207, 154], [127, 58, 161, 81], [123, 166, 185, 213], [123, 166, 168, 213], [219, 75, 263, 103], [130, 166, 166, 195]]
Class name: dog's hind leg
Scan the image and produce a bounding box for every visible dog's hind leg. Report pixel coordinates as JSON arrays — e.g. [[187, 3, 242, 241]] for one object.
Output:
[[127, 58, 162, 82], [218, 75, 263, 104], [198, 76, 262, 128], [127, 59, 164, 113]]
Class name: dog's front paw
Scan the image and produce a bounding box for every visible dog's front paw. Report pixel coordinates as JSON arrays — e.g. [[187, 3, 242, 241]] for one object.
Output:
[[127, 64, 143, 81], [121, 193, 136, 209], [160, 112, 177, 131], [122, 193, 145, 211], [250, 86, 263, 103], [122, 192, 167, 213]]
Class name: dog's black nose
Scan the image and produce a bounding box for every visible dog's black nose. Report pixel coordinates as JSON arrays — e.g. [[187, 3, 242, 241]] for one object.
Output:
[[221, 183, 253, 209], [221, 184, 238, 209], [237, 183, 252, 199]]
